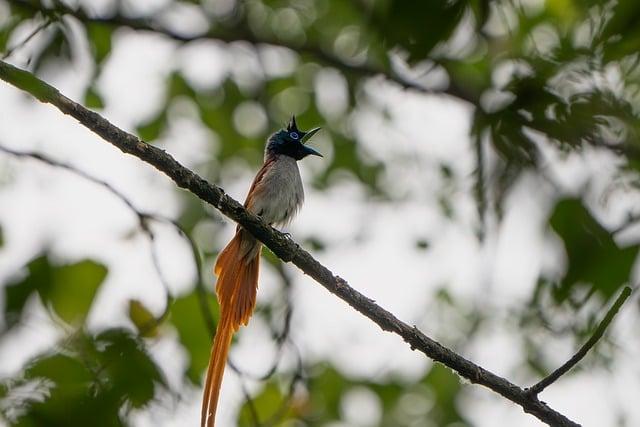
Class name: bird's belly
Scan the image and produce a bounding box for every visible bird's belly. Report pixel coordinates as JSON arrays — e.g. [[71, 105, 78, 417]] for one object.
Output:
[[250, 158, 304, 226]]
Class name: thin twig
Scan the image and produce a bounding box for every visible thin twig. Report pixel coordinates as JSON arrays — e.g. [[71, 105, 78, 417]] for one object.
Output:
[[526, 286, 633, 396], [612, 212, 640, 235], [0, 58, 581, 427], [2, 18, 54, 60], [0, 142, 263, 425], [0, 143, 174, 331], [7, 0, 477, 104]]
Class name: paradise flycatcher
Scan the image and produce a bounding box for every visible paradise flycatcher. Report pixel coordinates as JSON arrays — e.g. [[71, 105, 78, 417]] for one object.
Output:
[[201, 116, 322, 426]]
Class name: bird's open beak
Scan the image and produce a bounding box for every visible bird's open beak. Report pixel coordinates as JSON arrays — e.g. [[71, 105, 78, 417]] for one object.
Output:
[[302, 145, 323, 157], [301, 127, 322, 157], [301, 127, 321, 143]]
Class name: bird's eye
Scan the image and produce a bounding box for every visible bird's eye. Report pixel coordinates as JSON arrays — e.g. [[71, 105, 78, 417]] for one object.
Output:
[[290, 132, 299, 140]]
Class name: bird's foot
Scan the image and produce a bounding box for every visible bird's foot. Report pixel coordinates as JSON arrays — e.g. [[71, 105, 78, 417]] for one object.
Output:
[[282, 232, 293, 240]]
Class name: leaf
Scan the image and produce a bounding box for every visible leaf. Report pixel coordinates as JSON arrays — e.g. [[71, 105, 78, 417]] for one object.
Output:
[[12, 329, 166, 425], [2, 255, 107, 330], [376, 0, 466, 62], [128, 299, 159, 338], [20, 353, 112, 426], [136, 111, 167, 141], [31, 25, 72, 74], [86, 22, 113, 65], [423, 364, 466, 424], [26, 353, 93, 385], [0, 16, 22, 53], [549, 199, 639, 302], [39, 259, 107, 325], [238, 382, 292, 426], [3, 255, 50, 330], [84, 85, 105, 109], [170, 290, 219, 384], [94, 329, 166, 408]]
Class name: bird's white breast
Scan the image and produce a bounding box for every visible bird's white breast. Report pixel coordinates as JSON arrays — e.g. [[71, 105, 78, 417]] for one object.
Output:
[[250, 155, 304, 226]]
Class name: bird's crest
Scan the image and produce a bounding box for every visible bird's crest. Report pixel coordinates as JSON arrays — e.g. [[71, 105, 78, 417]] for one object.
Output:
[[287, 115, 299, 133]]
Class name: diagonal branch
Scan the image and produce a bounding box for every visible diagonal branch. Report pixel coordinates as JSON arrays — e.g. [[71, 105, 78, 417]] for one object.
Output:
[[527, 286, 633, 396], [0, 59, 577, 427], [0, 142, 264, 425]]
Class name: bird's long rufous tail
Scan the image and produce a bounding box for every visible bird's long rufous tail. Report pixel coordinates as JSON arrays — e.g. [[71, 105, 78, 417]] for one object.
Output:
[[201, 229, 260, 427]]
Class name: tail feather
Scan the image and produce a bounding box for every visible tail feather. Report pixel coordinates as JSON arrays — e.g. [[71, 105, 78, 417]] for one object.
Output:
[[201, 230, 260, 427], [201, 316, 233, 427]]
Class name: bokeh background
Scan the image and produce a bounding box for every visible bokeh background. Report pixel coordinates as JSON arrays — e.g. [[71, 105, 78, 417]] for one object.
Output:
[[1, 0, 640, 426]]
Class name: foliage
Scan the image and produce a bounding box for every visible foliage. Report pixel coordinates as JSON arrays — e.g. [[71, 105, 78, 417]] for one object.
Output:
[[2, 0, 640, 425]]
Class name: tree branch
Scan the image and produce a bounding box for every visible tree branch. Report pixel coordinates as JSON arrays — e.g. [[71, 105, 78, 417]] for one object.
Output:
[[7, 0, 477, 104], [0, 142, 265, 425], [526, 286, 633, 396], [0, 143, 174, 333], [0, 59, 578, 427]]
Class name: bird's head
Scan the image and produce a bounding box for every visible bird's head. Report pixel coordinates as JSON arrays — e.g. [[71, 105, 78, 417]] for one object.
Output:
[[266, 116, 322, 160]]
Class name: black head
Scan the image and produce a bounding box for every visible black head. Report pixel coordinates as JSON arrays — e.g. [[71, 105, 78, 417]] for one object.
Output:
[[266, 116, 322, 160]]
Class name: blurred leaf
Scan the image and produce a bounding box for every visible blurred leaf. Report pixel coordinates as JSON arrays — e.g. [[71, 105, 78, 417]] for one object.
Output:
[[0, 16, 22, 52], [31, 25, 72, 74], [238, 382, 294, 426], [10, 329, 166, 426], [136, 111, 167, 142], [423, 364, 466, 425], [3, 255, 50, 330], [26, 353, 93, 385], [306, 365, 347, 420], [170, 290, 219, 384], [94, 328, 166, 408], [377, 0, 466, 61], [86, 22, 112, 65], [303, 236, 326, 252], [39, 259, 107, 325], [3, 255, 106, 330], [415, 239, 429, 250], [84, 85, 105, 109], [19, 353, 117, 427], [128, 299, 159, 338], [550, 199, 639, 302]]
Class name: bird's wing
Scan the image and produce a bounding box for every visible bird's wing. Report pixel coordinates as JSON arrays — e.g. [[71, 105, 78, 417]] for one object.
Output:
[[243, 156, 276, 213]]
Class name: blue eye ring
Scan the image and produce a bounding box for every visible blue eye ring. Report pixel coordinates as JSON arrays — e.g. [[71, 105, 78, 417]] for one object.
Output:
[[290, 132, 299, 140]]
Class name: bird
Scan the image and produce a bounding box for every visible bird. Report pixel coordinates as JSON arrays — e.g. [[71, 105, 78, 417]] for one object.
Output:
[[201, 116, 322, 427]]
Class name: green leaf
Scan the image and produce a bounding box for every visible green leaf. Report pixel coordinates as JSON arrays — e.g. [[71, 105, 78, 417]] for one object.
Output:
[[19, 353, 112, 426], [136, 111, 167, 141], [376, 0, 466, 62], [26, 353, 93, 385], [423, 364, 466, 424], [0, 16, 22, 53], [39, 259, 107, 325], [3, 255, 50, 330], [238, 382, 292, 426], [84, 86, 105, 109], [12, 329, 166, 425], [170, 290, 219, 384], [3, 255, 107, 329], [86, 23, 113, 65], [95, 329, 166, 408], [550, 199, 639, 302], [128, 299, 159, 338]]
